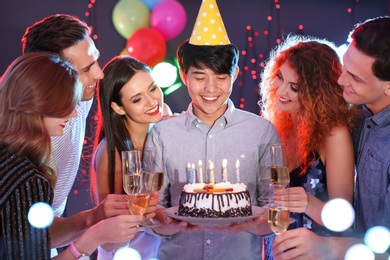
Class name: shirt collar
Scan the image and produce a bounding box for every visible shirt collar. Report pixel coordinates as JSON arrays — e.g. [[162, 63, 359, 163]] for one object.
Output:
[[362, 104, 390, 127], [185, 99, 236, 129]]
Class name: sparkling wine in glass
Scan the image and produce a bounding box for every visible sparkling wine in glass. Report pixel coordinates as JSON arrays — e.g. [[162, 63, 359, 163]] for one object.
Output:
[[270, 143, 289, 187], [122, 150, 150, 222], [267, 183, 290, 235], [144, 171, 164, 191], [142, 147, 164, 227], [258, 143, 289, 207]]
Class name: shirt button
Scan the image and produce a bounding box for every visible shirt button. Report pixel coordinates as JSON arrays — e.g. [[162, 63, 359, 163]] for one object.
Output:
[[209, 135, 212, 138], [220, 123, 224, 126], [367, 125, 371, 129], [196, 124, 199, 127], [206, 239, 211, 244]]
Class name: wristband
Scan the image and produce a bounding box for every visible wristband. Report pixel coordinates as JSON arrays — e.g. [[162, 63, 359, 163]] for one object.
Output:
[[70, 242, 90, 260]]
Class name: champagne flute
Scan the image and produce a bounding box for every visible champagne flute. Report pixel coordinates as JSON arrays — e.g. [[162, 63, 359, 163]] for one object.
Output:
[[269, 143, 295, 226], [270, 143, 289, 187], [122, 150, 150, 224], [258, 143, 289, 207], [141, 147, 164, 227], [267, 183, 290, 235]]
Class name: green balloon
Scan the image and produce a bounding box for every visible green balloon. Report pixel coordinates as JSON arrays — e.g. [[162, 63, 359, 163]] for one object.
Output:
[[112, 0, 150, 39]]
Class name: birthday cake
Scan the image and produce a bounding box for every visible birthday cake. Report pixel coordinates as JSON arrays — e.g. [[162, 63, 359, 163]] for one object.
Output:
[[178, 182, 252, 218]]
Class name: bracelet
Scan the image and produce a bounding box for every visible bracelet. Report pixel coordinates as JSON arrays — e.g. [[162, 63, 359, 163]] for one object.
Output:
[[69, 242, 90, 260]]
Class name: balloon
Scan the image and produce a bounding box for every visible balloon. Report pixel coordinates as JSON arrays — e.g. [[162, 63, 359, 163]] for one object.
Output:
[[120, 48, 129, 56], [141, 0, 163, 11], [112, 0, 150, 39], [151, 0, 187, 41], [142, 0, 160, 11], [142, 0, 178, 10], [126, 28, 166, 67]]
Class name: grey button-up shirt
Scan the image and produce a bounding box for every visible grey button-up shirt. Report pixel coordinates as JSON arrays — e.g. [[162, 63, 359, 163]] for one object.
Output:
[[145, 99, 280, 260], [353, 105, 390, 235]]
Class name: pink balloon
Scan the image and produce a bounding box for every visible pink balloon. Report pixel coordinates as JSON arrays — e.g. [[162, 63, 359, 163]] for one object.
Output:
[[151, 0, 187, 41]]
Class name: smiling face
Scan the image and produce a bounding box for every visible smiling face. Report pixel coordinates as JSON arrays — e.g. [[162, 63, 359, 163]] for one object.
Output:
[[111, 70, 164, 124], [181, 66, 238, 125], [338, 43, 390, 114], [274, 62, 302, 115], [62, 36, 104, 101], [44, 109, 77, 136]]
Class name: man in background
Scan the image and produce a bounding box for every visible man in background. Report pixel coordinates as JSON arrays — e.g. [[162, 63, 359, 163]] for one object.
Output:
[[22, 14, 131, 256]]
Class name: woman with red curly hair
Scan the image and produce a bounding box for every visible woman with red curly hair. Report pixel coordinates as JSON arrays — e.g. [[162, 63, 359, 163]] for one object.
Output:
[[259, 34, 358, 259]]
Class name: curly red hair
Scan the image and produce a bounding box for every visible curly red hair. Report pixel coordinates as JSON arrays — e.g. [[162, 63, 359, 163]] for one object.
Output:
[[260, 35, 358, 175]]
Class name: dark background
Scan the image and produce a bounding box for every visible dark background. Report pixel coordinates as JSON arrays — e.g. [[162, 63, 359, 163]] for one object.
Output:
[[0, 0, 388, 216]]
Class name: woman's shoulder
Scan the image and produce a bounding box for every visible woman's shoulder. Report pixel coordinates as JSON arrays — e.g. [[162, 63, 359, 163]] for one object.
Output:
[[320, 125, 353, 164], [93, 137, 108, 168], [0, 154, 51, 208], [325, 125, 352, 143], [96, 137, 108, 151]]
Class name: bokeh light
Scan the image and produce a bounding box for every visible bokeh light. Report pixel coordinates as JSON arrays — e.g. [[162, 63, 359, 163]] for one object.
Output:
[[336, 43, 348, 64], [345, 244, 375, 260], [321, 198, 354, 232], [152, 62, 178, 88], [28, 202, 54, 228], [114, 247, 141, 260], [163, 82, 182, 96], [364, 226, 390, 254]]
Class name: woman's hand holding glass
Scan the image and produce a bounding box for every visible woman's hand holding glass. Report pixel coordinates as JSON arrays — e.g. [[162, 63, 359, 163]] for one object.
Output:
[[142, 191, 159, 219], [283, 186, 309, 213]]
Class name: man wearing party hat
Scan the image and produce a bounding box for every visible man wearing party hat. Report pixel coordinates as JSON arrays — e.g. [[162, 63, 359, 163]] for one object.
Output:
[[145, 0, 279, 259]]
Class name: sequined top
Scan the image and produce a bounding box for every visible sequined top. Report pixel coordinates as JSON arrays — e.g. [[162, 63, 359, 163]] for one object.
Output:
[[0, 146, 52, 259]]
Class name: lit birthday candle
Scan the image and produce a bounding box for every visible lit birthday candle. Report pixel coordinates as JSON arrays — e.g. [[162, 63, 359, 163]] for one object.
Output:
[[222, 159, 227, 183], [236, 159, 240, 184], [191, 163, 196, 184], [198, 160, 203, 183], [209, 161, 215, 184]]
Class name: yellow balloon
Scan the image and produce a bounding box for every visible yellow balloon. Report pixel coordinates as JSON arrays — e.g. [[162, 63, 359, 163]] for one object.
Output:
[[120, 47, 129, 56], [112, 0, 150, 39]]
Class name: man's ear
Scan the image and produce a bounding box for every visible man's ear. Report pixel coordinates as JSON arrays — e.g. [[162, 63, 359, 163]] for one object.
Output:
[[179, 69, 188, 87], [111, 101, 126, 115], [232, 66, 239, 82], [384, 81, 390, 97]]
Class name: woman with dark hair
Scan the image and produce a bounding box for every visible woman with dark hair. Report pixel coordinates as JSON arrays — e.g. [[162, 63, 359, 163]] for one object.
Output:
[[93, 55, 171, 259], [0, 52, 142, 260], [259, 34, 358, 259]]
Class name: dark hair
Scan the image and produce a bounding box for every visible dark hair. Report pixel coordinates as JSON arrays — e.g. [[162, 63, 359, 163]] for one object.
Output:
[[176, 40, 239, 77], [349, 16, 390, 81], [95, 55, 151, 192], [0, 52, 81, 187], [22, 14, 90, 56]]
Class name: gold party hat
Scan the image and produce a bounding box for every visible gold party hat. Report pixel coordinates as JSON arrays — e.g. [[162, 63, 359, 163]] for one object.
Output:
[[189, 0, 230, 46]]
